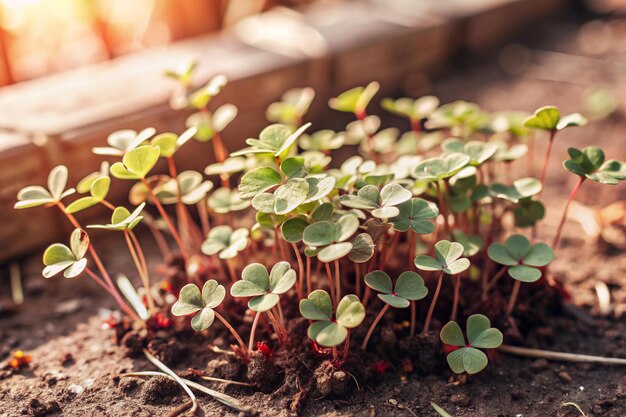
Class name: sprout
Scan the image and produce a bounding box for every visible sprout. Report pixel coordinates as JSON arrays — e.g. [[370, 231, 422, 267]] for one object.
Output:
[[157, 171, 214, 205], [299, 290, 365, 348], [231, 262, 295, 312], [87, 203, 145, 232], [381, 96, 440, 130], [413, 153, 471, 181], [150, 127, 196, 158], [186, 104, 238, 142], [42, 228, 89, 278], [201, 226, 249, 260], [172, 280, 225, 331], [65, 176, 111, 214], [188, 74, 228, 110], [302, 214, 373, 263], [564, 146, 626, 185], [110, 145, 161, 180], [390, 198, 439, 234], [339, 183, 412, 219], [207, 188, 251, 214], [362, 271, 428, 348], [15, 165, 75, 209], [441, 139, 498, 166], [328, 82, 379, 116], [92, 128, 156, 156], [415, 240, 470, 333], [299, 129, 345, 152], [266, 87, 315, 126], [487, 234, 554, 315], [440, 314, 503, 375], [231, 123, 311, 159]]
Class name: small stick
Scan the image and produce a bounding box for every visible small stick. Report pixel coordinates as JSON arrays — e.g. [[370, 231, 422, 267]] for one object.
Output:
[[500, 344, 626, 365]]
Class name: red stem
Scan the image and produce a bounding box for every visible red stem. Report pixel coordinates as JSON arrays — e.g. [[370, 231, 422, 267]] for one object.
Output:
[[214, 311, 248, 358], [422, 271, 444, 334], [552, 176, 584, 250], [539, 131, 555, 187], [362, 304, 389, 350], [292, 243, 304, 299]]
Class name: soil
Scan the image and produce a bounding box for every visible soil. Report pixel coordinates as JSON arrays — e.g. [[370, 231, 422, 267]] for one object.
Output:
[[2, 13, 626, 417]]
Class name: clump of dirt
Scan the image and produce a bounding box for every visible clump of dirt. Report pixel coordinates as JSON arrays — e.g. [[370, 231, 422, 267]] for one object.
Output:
[[140, 375, 182, 405]]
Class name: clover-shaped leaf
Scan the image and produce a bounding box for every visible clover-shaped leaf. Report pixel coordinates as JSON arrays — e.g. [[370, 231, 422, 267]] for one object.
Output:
[[42, 228, 89, 279], [381, 95, 439, 121], [413, 153, 470, 181], [188, 74, 228, 110], [339, 183, 411, 219], [440, 314, 503, 374], [414, 240, 470, 275], [110, 145, 160, 180], [208, 187, 250, 214], [348, 233, 375, 263], [65, 176, 112, 214], [489, 177, 542, 203], [302, 214, 360, 262], [231, 262, 296, 312], [427, 101, 489, 137], [523, 106, 587, 131], [442, 139, 498, 166], [299, 290, 365, 347], [564, 146, 626, 185], [150, 127, 196, 158], [487, 234, 554, 282], [365, 270, 428, 308], [390, 198, 439, 234], [15, 165, 76, 209], [266, 87, 315, 126], [87, 203, 145, 232], [239, 167, 282, 200], [281, 217, 309, 243], [299, 129, 345, 152], [328, 82, 379, 115], [201, 225, 249, 259], [232, 123, 310, 158], [158, 170, 213, 205], [92, 128, 156, 156], [513, 199, 545, 228], [205, 156, 248, 177], [171, 280, 226, 331]]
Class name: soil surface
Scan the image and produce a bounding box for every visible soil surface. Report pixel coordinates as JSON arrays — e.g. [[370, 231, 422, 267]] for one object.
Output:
[[2, 13, 626, 417]]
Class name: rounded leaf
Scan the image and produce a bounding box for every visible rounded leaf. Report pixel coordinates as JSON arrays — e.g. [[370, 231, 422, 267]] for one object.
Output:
[[462, 347, 489, 374], [308, 321, 347, 347], [336, 294, 365, 328], [269, 261, 296, 294], [299, 289, 332, 320], [487, 243, 517, 266], [414, 255, 442, 271], [508, 265, 542, 282], [43, 244, 75, 265], [523, 243, 554, 267], [434, 240, 465, 266], [394, 271, 428, 301], [440, 321, 465, 347], [303, 221, 334, 246], [122, 145, 160, 178], [348, 233, 375, 263], [281, 217, 309, 243], [172, 284, 204, 316], [364, 270, 393, 294], [318, 242, 353, 262], [191, 308, 216, 332], [202, 279, 225, 308], [378, 293, 410, 308], [249, 293, 280, 312], [239, 167, 282, 200]]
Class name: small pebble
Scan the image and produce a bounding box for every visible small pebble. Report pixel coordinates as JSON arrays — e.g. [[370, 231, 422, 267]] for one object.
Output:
[[558, 371, 572, 383], [388, 399, 398, 405], [530, 359, 549, 372]]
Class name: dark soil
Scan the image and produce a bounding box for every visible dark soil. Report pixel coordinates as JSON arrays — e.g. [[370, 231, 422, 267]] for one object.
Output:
[[2, 14, 626, 417]]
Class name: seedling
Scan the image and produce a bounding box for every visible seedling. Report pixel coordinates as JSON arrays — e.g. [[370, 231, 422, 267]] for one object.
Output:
[[523, 105, 587, 185], [553, 146, 626, 249], [362, 270, 428, 347], [381, 95, 439, 132], [487, 234, 554, 314], [299, 290, 365, 360], [414, 240, 470, 333], [42, 228, 89, 279], [440, 314, 503, 375], [339, 182, 412, 219], [172, 280, 247, 358], [14, 165, 75, 209], [266, 87, 315, 127], [92, 128, 156, 156], [231, 262, 296, 349], [201, 225, 250, 281]]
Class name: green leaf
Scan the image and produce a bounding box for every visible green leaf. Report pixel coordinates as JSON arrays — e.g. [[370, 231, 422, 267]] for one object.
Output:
[[390, 198, 438, 234], [453, 230, 483, 257], [281, 217, 309, 243], [487, 243, 518, 266], [514, 200, 545, 228], [505, 234, 531, 260], [299, 289, 332, 320], [523, 106, 560, 130], [280, 157, 307, 179], [329, 82, 379, 114], [121, 145, 160, 179], [348, 233, 375, 263], [434, 240, 465, 267], [364, 270, 393, 294], [413, 153, 470, 180], [191, 307, 216, 331], [308, 321, 347, 347], [318, 242, 353, 262], [380, 182, 412, 207], [202, 279, 226, 308], [172, 284, 203, 316], [446, 348, 467, 374], [43, 243, 75, 265], [274, 178, 309, 215], [523, 243, 554, 267], [462, 347, 489, 374], [303, 221, 334, 246], [509, 265, 542, 282], [48, 165, 69, 200], [378, 293, 410, 308], [248, 293, 280, 312], [151, 133, 178, 157], [334, 214, 359, 242], [231, 263, 269, 297], [275, 122, 311, 156], [557, 113, 587, 130], [414, 255, 443, 271], [268, 261, 296, 294], [466, 314, 490, 345], [394, 271, 427, 301], [303, 176, 335, 203], [69, 228, 89, 259], [65, 196, 98, 214], [239, 167, 282, 199], [336, 294, 365, 328], [440, 321, 465, 346], [62, 258, 87, 278], [311, 202, 334, 222], [213, 104, 238, 132], [445, 259, 471, 275], [431, 403, 454, 417], [90, 176, 111, 201]]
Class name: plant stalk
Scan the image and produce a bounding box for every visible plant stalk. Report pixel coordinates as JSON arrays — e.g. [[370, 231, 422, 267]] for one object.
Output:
[[539, 130, 556, 187], [450, 274, 461, 321], [506, 280, 521, 316], [214, 311, 248, 359], [552, 176, 585, 251], [248, 312, 261, 352], [422, 271, 444, 334], [362, 304, 389, 350], [124, 231, 155, 314], [292, 243, 304, 299]]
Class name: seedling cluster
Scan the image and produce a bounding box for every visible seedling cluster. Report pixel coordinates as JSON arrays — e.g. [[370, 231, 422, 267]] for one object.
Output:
[[15, 64, 626, 390]]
